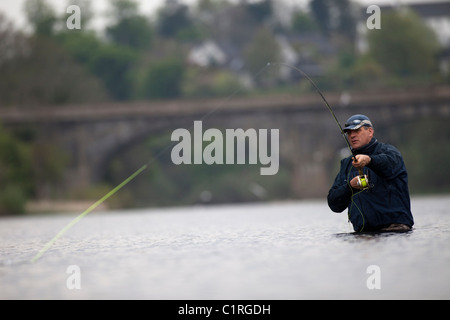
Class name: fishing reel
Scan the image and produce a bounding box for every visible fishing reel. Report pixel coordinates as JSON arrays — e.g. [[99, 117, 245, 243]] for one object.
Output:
[[357, 173, 370, 190]]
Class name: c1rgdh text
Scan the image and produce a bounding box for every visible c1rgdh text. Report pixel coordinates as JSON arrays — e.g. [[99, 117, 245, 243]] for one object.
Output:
[[177, 303, 271, 317]]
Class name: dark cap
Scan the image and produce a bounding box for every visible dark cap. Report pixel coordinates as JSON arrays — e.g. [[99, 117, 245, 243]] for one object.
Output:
[[343, 114, 373, 133]]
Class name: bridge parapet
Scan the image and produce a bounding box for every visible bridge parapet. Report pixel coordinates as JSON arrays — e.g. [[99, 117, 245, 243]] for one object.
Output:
[[1, 86, 449, 196], [1, 85, 449, 124]]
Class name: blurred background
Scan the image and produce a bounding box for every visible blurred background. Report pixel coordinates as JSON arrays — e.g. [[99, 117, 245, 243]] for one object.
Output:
[[0, 0, 449, 215]]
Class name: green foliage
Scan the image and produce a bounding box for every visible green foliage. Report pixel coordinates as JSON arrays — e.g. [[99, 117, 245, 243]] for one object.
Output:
[[310, 0, 331, 36], [367, 10, 440, 80], [106, 15, 153, 50], [0, 127, 32, 215], [348, 54, 386, 88], [88, 44, 138, 101], [140, 58, 185, 99], [183, 68, 242, 98], [0, 125, 70, 214], [245, 0, 272, 23], [156, 2, 192, 39], [1, 0, 449, 213], [108, 0, 139, 20], [243, 28, 280, 86], [30, 140, 69, 197], [8, 0, 446, 104], [0, 185, 28, 215], [393, 117, 450, 194], [55, 31, 103, 65], [309, 0, 357, 41], [314, 9, 442, 91], [106, 0, 153, 50], [0, 34, 108, 106], [334, 0, 357, 42], [291, 11, 318, 33], [56, 30, 138, 101], [24, 0, 57, 36]]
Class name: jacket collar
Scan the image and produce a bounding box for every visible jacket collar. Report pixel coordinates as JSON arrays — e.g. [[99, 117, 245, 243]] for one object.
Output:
[[353, 137, 378, 155]]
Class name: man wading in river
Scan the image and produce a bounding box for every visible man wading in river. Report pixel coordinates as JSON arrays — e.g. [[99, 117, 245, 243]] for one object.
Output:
[[327, 114, 414, 232]]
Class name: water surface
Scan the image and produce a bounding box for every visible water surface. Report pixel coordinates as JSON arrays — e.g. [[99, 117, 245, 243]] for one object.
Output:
[[1, 195, 449, 299]]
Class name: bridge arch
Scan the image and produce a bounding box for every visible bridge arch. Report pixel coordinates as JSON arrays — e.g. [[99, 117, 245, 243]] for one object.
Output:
[[1, 86, 449, 199]]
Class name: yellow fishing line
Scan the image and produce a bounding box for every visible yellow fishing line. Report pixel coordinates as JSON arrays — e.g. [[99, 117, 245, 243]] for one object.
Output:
[[347, 166, 366, 232], [31, 164, 147, 263], [30, 63, 275, 263]]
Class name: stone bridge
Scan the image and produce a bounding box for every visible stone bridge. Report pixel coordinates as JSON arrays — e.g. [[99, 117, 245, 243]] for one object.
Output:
[[1, 86, 450, 198]]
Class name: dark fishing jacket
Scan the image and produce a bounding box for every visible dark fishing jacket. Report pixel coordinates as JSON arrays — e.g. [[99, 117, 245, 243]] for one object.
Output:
[[327, 138, 414, 232]]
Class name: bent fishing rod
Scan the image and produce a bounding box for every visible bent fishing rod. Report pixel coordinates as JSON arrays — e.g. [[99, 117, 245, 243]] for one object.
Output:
[[271, 62, 369, 189], [29, 61, 367, 264]]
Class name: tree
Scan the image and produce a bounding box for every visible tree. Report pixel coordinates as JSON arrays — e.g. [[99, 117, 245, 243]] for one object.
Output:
[[243, 27, 280, 86], [109, 0, 139, 20], [106, 0, 153, 50], [88, 44, 138, 100], [156, 1, 193, 39], [106, 15, 153, 50], [0, 13, 28, 68], [334, 0, 357, 46], [0, 30, 108, 106], [310, 0, 331, 36], [141, 58, 185, 99], [291, 10, 318, 34], [24, 0, 57, 36], [55, 30, 103, 65], [245, 0, 273, 24], [310, 0, 357, 45], [366, 10, 440, 80], [0, 126, 33, 215]]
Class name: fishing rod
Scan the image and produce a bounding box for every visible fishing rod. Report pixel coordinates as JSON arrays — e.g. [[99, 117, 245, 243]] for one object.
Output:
[[271, 62, 369, 189], [29, 61, 368, 264]]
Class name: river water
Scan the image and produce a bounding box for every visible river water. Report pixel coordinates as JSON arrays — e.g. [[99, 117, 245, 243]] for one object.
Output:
[[1, 195, 449, 300]]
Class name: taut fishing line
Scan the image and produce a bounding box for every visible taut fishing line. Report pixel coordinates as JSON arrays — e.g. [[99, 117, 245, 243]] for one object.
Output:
[[30, 63, 272, 263]]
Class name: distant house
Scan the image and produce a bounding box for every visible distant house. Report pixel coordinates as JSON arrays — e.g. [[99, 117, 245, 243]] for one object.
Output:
[[187, 40, 227, 67], [276, 35, 299, 80]]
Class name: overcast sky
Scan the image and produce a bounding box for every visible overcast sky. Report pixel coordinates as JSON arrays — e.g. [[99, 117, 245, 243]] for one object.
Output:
[[0, 0, 446, 32]]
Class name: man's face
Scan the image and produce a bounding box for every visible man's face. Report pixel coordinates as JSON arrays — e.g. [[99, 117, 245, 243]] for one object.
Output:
[[347, 127, 374, 149]]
